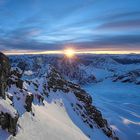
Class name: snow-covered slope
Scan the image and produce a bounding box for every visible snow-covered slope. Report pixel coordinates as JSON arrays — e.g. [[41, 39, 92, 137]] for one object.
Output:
[[84, 80, 140, 140], [15, 101, 89, 140], [0, 56, 118, 140]]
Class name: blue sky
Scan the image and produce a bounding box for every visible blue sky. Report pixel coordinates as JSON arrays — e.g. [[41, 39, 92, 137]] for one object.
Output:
[[0, 0, 140, 53]]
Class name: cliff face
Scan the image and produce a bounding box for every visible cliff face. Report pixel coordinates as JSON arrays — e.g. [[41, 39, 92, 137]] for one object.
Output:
[[0, 52, 18, 136], [0, 52, 10, 99]]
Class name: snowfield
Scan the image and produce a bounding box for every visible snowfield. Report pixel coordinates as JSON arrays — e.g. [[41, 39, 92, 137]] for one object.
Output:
[[0, 98, 17, 118], [15, 102, 89, 140], [84, 80, 140, 140]]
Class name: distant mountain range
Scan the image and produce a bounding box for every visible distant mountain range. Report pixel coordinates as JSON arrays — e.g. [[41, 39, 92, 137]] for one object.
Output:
[[9, 54, 140, 85]]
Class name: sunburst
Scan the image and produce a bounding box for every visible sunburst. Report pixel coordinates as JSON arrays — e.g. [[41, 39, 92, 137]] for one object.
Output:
[[64, 48, 75, 58]]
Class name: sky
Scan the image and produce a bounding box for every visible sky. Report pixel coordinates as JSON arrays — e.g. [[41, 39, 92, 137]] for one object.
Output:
[[0, 0, 140, 54]]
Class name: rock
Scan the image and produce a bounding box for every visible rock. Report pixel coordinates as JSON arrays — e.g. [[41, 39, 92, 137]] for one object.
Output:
[[0, 52, 10, 99], [35, 94, 44, 104], [24, 93, 34, 112], [0, 112, 18, 136], [8, 67, 23, 89], [8, 114, 19, 136], [0, 98, 19, 136], [0, 53, 19, 135], [6, 92, 13, 102], [113, 69, 140, 85], [0, 113, 9, 129], [74, 91, 92, 105]]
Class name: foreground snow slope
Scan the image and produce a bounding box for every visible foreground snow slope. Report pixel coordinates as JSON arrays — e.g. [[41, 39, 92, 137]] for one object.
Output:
[[1, 91, 89, 140], [85, 80, 140, 140], [15, 101, 89, 140], [7, 91, 110, 140], [0, 94, 111, 140]]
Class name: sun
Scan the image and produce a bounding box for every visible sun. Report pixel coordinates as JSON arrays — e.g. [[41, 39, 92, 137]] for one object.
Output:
[[64, 48, 75, 58]]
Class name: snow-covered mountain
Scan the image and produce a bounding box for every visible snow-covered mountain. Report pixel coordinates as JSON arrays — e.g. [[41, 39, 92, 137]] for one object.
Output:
[[9, 54, 140, 84], [0, 53, 119, 140], [9, 55, 97, 84], [112, 69, 140, 84], [1, 53, 140, 140]]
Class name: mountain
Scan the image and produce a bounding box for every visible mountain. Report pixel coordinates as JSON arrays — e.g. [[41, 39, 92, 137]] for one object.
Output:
[[0, 53, 119, 140], [9, 54, 140, 84], [1, 53, 140, 140], [9, 55, 97, 84], [112, 69, 140, 85]]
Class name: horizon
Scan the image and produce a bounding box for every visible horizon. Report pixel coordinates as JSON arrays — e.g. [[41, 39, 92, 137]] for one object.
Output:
[[3, 49, 140, 55]]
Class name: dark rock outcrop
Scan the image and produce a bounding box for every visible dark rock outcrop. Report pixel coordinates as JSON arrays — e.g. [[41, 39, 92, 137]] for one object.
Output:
[[8, 67, 23, 89], [0, 112, 19, 136], [72, 86, 118, 140], [0, 52, 10, 99], [24, 93, 34, 112]]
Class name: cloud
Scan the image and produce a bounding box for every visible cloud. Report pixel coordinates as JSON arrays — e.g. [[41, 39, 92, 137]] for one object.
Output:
[[0, 37, 64, 51], [6, 27, 42, 38], [95, 34, 140, 45], [96, 11, 140, 21], [0, 32, 140, 52], [97, 19, 140, 30]]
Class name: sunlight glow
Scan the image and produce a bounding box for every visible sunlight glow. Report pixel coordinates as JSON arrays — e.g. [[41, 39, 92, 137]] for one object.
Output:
[[64, 48, 75, 58], [3, 49, 140, 55]]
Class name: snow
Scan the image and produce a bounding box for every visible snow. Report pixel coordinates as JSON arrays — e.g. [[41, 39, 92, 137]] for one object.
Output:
[[0, 129, 10, 140], [80, 65, 113, 81], [12, 90, 110, 140], [1, 87, 110, 140], [24, 70, 33, 76], [14, 99, 89, 140], [0, 98, 17, 118], [6, 92, 13, 98], [84, 80, 140, 140]]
